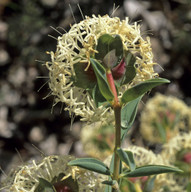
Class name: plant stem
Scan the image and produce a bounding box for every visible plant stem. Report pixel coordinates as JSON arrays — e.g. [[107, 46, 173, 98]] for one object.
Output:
[[106, 69, 122, 191], [112, 105, 121, 192]]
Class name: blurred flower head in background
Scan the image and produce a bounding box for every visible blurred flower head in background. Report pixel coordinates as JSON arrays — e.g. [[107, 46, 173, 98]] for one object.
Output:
[[80, 119, 115, 160], [140, 93, 191, 144], [161, 132, 191, 192]]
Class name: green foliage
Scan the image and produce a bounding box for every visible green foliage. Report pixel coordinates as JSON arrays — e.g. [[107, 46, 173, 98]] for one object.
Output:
[[104, 155, 115, 192], [116, 148, 136, 171], [104, 179, 113, 192], [70, 46, 179, 192], [102, 180, 117, 186], [34, 174, 79, 192], [104, 155, 123, 192], [34, 178, 56, 192], [88, 84, 109, 107], [73, 62, 96, 89], [120, 51, 136, 85], [121, 96, 142, 141], [121, 78, 170, 104], [90, 58, 114, 102], [68, 158, 111, 175], [95, 34, 123, 68], [121, 165, 182, 178], [143, 176, 156, 192], [174, 160, 191, 176]]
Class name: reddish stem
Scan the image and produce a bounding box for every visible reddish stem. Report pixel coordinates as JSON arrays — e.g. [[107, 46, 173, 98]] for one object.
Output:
[[106, 69, 119, 106], [106, 69, 121, 192]]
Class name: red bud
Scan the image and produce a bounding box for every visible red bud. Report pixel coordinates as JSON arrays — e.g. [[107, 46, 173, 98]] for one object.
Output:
[[112, 58, 126, 80]]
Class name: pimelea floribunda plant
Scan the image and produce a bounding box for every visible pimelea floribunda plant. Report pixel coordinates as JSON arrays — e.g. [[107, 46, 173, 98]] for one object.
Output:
[[45, 14, 182, 192], [1, 14, 183, 192]]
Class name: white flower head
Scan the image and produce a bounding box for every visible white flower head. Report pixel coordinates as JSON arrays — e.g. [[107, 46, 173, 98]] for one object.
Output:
[[161, 132, 191, 192], [102, 146, 172, 192], [46, 15, 158, 122], [3, 155, 100, 192], [140, 93, 191, 143]]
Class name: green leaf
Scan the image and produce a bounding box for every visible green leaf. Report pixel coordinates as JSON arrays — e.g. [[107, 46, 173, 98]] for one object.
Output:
[[103, 155, 122, 192], [143, 176, 156, 192], [104, 155, 115, 192], [73, 62, 96, 89], [121, 51, 136, 85], [102, 180, 117, 186], [121, 78, 170, 104], [34, 178, 56, 192], [104, 179, 112, 192], [174, 160, 191, 175], [90, 58, 114, 102], [117, 148, 136, 171], [121, 165, 183, 178], [95, 34, 123, 64], [68, 158, 111, 176], [88, 84, 108, 107], [103, 49, 118, 68], [121, 96, 142, 141]]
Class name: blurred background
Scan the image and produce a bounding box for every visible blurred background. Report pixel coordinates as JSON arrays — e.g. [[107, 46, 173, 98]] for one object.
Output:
[[0, 0, 191, 185]]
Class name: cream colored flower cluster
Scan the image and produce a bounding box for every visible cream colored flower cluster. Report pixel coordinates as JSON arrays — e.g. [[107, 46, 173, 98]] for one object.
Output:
[[102, 145, 172, 192], [162, 132, 191, 161], [126, 146, 185, 192], [161, 132, 191, 192], [124, 146, 169, 192], [140, 93, 191, 143], [2, 155, 100, 192], [46, 15, 158, 122], [125, 146, 164, 166]]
